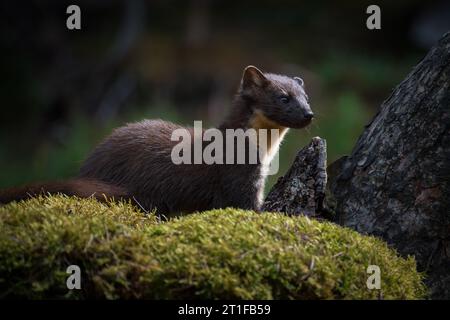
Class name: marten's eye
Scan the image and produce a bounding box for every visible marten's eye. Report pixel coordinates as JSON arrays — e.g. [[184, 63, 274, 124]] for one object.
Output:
[[280, 96, 290, 104]]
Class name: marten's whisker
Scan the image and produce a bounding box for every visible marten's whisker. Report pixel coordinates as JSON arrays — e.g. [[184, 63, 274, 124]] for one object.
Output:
[[312, 122, 320, 130], [305, 127, 311, 135]]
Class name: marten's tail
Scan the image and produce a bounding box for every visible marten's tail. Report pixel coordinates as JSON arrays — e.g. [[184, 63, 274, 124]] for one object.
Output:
[[0, 178, 130, 204]]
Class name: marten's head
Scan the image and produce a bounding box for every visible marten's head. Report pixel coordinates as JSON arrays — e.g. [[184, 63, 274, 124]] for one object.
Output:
[[240, 65, 313, 129]]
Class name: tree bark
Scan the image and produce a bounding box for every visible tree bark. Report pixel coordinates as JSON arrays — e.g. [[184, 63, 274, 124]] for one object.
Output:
[[262, 137, 328, 219], [328, 32, 450, 299], [263, 32, 450, 298]]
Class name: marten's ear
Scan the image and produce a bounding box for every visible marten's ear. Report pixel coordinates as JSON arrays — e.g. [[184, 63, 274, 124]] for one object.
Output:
[[294, 76, 304, 87], [242, 66, 267, 88]]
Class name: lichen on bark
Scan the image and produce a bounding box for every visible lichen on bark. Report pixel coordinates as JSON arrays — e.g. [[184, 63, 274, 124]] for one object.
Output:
[[263, 137, 328, 218]]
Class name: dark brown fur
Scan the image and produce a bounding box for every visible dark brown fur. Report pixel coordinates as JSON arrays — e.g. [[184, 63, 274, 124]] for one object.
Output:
[[0, 178, 129, 204], [0, 66, 313, 216]]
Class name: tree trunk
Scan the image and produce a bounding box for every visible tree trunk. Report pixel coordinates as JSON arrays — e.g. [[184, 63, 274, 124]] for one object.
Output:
[[262, 137, 328, 218], [263, 32, 450, 298], [328, 32, 450, 299]]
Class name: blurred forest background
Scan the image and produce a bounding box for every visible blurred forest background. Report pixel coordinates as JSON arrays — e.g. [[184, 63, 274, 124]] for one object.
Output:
[[1, 0, 449, 192]]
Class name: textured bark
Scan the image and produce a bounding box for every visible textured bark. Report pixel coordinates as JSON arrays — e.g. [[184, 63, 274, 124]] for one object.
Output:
[[262, 137, 328, 218], [328, 32, 450, 299]]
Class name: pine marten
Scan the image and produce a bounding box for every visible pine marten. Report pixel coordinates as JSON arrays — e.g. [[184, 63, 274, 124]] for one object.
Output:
[[0, 66, 313, 216]]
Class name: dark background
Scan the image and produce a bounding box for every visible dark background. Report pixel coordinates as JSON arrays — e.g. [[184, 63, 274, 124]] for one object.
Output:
[[1, 0, 449, 191]]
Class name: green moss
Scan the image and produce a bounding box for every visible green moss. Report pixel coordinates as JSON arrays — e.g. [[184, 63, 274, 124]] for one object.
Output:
[[0, 195, 426, 299]]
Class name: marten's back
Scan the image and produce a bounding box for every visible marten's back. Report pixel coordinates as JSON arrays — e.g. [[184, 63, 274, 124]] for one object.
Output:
[[80, 119, 180, 182], [79, 119, 222, 214]]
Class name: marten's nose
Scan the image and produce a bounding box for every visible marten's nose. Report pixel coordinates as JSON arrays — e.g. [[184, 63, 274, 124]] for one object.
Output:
[[304, 112, 314, 120]]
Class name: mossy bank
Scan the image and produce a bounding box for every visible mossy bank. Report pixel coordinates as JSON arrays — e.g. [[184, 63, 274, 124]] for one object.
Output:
[[0, 196, 426, 299]]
